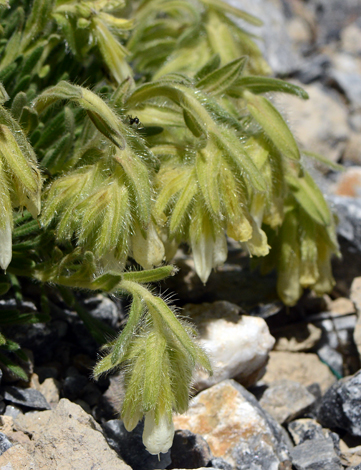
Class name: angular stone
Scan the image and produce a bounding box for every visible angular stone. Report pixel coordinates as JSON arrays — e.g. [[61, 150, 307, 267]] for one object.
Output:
[[39, 378, 60, 408], [226, 0, 301, 75], [102, 419, 171, 470], [209, 457, 233, 470], [169, 429, 212, 469], [173, 380, 291, 470], [262, 351, 336, 393], [274, 323, 322, 352], [290, 438, 342, 470], [288, 419, 325, 445], [4, 386, 51, 410], [318, 370, 361, 436], [351, 277, 361, 360], [0, 432, 12, 456], [0, 444, 36, 470], [184, 301, 275, 390], [259, 380, 316, 424], [14, 399, 131, 469], [62, 374, 89, 401]]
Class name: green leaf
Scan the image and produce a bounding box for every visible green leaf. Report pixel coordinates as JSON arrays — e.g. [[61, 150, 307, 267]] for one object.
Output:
[[0, 351, 28, 381], [194, 53, 221, 81], [197, 57, 247, 95], [122, 265, 176, 283], [0, 309, 50, 325], [244, 91, 300, 161], [0, 83, 9, 105], [230, 76, 309, 99], [114, 147, 150, 226], [111, 295, 144, 366], [216, 127, 267, 193], [201, 0, 263, 26], [169, 171, 198, 234], [0, 282, 10, 295], [19, 106, 39, 134], [302, 150, 345, 172], [196, 135, 221, 216], [286, 171, 332, 226], [11, 92, 27, 120], [0, 125, 39, 194]]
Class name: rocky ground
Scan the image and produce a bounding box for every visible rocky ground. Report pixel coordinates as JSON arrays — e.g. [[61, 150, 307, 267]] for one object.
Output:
[[2, 0, 361, 469]]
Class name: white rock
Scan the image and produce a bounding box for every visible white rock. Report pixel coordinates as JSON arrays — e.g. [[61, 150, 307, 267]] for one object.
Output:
[[184, 301, 275, 391]]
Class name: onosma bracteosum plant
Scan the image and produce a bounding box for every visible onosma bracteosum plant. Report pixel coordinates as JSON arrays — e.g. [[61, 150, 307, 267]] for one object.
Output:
[[0, 0, 339, 454]]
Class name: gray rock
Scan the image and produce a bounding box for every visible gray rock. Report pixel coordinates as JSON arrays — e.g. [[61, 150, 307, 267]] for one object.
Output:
[[316, 343, 344, 378], [288, 419, 325, 445], [327, 195, 361, 290], [349, 465, 361, 470], [226, 0, 301, 75], [262, 351, 336, 394], [102, 419, 171, 470], [296, 54, 331, 84], [4, 386, 51, 410], [259, 380, 316, 424], [14, 399, 131, 469], [290, 438, 342, 470], [288, 418, 341, 456], [83, 294, 121, 329], [169, 429, 212, 469], [62, 374, 89, 401], [4, 405, 23, 418], [173, 380, 292, 470], [210, 457, 233, 470], [304, 0, 361, 45], [318, 370, 361, 436], [0, 432, 12, 456], [329, 53, 361, 108], [3, 321, 60, 363]]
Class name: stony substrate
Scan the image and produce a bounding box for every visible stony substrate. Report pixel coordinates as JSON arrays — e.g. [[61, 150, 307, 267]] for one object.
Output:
[[2, 0, 361, 468]]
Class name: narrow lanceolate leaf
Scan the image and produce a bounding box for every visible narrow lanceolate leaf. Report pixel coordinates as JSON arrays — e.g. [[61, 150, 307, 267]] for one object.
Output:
[[33, 81, 82, 114], [111, 295, 144, 366], [0, 106, 38, 165], [230, 76, 309, 99], [21, 0, 55, 49], [92, 17, 133, 84], [35, 82, 127, 149], [169, 171, 198, 234], [0, 83, 9, 104], [244, 91, 300, 161], [286, 171, 332, 226], [277, 211, 302, 306], [0, 352, 28, 381], [196, 136, 221, 216], [201, 0, 263, 26], [143, 331, 167, 409], [114, 147, 150, 226], [196, 57, 247, 95], [194, 54, 221, 81], [0, 125, 39, 195], [153, 167, 191, 225], [90, 272, 122, 291], [122, 265, 176, 283], [216, 127, 266, 193]]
